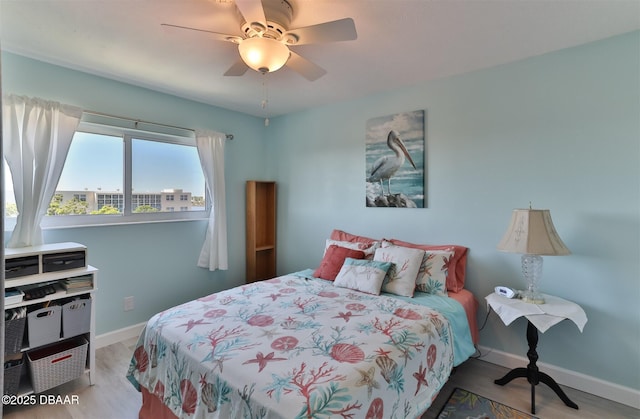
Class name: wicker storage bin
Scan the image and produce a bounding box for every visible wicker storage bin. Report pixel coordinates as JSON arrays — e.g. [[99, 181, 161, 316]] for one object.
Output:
[[3, 355, 23, 395], [27, 337, 88, 393], [62, 298, 91, 339], [27, 305, 61, 348], [4, 316, 26, 354]]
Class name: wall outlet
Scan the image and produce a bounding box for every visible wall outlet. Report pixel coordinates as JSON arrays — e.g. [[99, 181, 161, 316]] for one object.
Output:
[[124, 296, 134, 311]]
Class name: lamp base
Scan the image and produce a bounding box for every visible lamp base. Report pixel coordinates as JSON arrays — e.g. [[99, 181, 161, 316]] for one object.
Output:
[[521, 254, 545, 304], [521, 290, 545, 304]]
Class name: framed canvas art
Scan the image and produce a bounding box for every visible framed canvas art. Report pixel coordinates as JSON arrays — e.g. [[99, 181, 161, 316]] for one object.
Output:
[[365, 110, 425, 208]]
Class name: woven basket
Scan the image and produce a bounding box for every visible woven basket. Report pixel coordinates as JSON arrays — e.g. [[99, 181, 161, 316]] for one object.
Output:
[[3, 357, 23, 395], [27, 337, 88, 393], [4, 316, 26, 355]]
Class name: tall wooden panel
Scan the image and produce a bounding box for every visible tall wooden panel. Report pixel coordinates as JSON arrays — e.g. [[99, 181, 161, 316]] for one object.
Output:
[[246, 181, 276, 282]]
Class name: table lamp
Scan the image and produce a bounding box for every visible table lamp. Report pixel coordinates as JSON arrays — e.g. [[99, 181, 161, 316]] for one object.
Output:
[[497, 208, 570, 304]]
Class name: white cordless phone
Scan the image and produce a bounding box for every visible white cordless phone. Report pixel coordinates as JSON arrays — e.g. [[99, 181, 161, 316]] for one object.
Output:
[[495, 286, 517, 298]]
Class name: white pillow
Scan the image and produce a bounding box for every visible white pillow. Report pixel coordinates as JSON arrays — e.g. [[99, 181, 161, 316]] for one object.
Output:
[[325, 239, 380, 259], [373, 245, 425, 297], [415, 250, 454, 296], [333, 258, 392, 295]]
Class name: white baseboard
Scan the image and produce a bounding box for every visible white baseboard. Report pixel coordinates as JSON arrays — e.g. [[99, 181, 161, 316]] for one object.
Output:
[[477, 345, 640, 410], [95, 322, 146, 349]]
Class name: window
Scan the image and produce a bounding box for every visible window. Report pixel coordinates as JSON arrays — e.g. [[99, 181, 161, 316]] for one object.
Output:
[[3, 115, 208, 228]]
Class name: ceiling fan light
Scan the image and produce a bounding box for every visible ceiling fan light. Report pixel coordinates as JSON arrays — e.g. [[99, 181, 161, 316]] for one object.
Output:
[[238, 37, 290, 73]]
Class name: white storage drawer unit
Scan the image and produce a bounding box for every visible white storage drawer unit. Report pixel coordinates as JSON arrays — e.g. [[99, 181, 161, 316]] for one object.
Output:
[[3, 242, 97, 396]]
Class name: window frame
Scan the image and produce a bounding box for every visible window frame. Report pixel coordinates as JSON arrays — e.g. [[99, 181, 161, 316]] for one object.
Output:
[[4, 118, 209, 230]]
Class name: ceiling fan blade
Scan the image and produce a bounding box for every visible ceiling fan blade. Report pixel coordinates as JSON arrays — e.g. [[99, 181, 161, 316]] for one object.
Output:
[[286, 51, 326, 81], [235, 0, 267, 26], [224, 59, 249, 76], [285, 18, 357, 45], [161, 23, 242, 43]]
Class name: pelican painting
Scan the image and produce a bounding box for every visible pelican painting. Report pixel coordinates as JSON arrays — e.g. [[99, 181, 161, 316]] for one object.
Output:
[[365, 110, 425, 208], [368, 130, 416, 194]]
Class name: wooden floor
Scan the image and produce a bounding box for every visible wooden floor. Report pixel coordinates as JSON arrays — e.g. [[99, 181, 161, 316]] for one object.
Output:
[[4, 338, 638, 419], [422, 358, 639, 419]]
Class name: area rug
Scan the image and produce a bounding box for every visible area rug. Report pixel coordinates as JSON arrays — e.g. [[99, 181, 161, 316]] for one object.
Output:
[[437, 387, 538, 419]]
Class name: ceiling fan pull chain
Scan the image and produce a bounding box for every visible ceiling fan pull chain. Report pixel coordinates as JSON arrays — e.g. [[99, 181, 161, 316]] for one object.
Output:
[[262, 73, 270, 127]]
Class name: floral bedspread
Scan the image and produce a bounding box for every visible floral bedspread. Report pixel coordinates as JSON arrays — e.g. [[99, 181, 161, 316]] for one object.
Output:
[[127, 275, 458, 419]]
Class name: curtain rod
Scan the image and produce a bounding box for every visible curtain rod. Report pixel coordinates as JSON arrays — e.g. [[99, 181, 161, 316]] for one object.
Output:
[[82, 110, 234, 140]]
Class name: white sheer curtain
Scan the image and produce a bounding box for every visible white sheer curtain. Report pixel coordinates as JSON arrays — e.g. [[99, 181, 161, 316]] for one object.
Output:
[[195, 130, 228, 270], [2, 95, 82, 248]]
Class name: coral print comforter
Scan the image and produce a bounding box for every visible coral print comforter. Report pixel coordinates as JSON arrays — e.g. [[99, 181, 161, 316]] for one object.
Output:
[[127, 274, 462, 419]]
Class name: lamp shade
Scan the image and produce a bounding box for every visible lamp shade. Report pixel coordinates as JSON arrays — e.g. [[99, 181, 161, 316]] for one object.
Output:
[[238, 37, 290, 74], [497, 209, 570, 255]]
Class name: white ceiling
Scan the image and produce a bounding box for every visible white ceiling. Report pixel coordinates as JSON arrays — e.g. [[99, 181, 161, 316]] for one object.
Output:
[[1, 0, 639, 117]]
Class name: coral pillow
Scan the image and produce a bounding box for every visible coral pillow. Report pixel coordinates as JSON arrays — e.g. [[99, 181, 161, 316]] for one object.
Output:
[[324, 239, 380, 259], [314, 245, 365, 281], [330, 229, 379, 247], [387, 239, 468, 292]]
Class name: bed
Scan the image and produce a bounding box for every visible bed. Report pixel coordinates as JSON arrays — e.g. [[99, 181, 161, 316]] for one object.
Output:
[[127, 231, 478, 419]]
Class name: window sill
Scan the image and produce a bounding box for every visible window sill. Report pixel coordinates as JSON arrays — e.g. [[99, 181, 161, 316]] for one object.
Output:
[[4, 213, 210, 231]]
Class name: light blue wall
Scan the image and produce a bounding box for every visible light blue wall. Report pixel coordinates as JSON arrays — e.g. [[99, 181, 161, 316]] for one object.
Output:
[[267, 32, 640, 390], [1, 52, 267, 334]]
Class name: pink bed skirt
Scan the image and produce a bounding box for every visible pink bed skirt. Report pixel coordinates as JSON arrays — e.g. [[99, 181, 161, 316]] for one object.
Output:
[[448, 288, 480, 345], [140, 387, 178, 419]]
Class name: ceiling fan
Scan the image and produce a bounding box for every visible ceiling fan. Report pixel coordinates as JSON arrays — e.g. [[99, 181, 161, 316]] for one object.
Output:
[[162, 0, 357, 81]]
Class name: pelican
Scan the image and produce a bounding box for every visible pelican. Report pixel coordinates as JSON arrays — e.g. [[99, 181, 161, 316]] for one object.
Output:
[[368, 130, 416, 195]]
